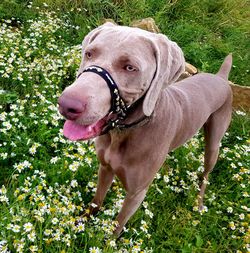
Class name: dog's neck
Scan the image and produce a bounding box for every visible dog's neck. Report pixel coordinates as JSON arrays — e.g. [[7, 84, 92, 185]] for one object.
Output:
[[120, 95, 150, 127]]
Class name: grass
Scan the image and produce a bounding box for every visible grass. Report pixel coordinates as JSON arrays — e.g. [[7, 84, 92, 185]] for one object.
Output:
[[0, 1, 249, 252], [1, 0, 249, 85]]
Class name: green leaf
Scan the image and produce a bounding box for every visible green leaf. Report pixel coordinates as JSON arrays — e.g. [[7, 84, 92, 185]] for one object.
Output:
[[196, 234, 203, 247]]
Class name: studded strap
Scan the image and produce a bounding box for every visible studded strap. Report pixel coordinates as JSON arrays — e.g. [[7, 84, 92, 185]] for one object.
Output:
[[78, 65, 128, 119], [77, 65, 150, 133]]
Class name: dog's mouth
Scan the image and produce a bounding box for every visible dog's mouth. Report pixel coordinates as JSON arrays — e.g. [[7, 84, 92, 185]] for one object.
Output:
[[63, 117, 108, 141]]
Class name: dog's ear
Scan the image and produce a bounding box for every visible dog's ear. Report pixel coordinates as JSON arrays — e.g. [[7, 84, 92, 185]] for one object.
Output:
[[142, 34, 185, 116], [77, 22, 116, 76]]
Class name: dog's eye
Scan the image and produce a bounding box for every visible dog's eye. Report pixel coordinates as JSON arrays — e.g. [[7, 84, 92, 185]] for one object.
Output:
[[125, 65, 137, 72], [85, 52, 92, 59]]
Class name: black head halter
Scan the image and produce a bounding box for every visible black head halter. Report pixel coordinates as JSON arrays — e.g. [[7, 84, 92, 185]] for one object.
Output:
[[78, 65, 128, 117], [77, 65, 150, 133]]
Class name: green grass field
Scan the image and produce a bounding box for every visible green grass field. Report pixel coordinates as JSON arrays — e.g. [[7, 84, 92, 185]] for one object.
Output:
[[0, 1, 249, 252]]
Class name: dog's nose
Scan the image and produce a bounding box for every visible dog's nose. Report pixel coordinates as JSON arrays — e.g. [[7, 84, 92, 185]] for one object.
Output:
[[58, 95, 85, 120]]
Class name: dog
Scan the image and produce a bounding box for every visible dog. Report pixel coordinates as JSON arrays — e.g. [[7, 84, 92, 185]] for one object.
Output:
[[58, 22, 232, 235]]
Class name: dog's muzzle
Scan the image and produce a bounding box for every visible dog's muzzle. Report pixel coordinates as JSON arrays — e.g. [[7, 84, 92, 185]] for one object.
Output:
[[77, 65, 129, 130], [77, 65, 150, 135]]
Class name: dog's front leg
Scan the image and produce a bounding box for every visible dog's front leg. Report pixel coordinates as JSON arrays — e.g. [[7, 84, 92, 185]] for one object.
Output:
[[88, 164, 114, 216], [114, 188, 147, 235]]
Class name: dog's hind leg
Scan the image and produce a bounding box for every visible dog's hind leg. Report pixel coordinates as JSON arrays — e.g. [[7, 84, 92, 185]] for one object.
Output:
[[198, 98, 232, 209]]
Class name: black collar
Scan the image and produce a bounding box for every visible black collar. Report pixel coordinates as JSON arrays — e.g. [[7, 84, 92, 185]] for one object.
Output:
[[77, 65, 151, 133]]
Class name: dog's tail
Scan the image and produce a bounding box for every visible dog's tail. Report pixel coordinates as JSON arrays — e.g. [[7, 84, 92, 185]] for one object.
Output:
[[217, 53, 233, 80]]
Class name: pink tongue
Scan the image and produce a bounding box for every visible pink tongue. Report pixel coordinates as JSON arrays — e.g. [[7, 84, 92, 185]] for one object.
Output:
[[63, 120, 104, 141]]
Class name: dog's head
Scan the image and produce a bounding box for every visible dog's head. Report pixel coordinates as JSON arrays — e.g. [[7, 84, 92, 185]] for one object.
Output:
[[58, 22, 185, 141]]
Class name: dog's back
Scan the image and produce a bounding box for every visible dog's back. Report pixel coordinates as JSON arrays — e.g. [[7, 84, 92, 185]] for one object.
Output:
[[161, 55, 233, 150], [169, 54, 232, 109]]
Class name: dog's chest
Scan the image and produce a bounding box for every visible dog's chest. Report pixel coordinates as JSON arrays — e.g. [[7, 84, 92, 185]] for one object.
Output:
[[96, 132, 129, 169]]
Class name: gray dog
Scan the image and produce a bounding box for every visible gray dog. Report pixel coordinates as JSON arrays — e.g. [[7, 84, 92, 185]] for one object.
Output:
[[58, 23, 232, 235]]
